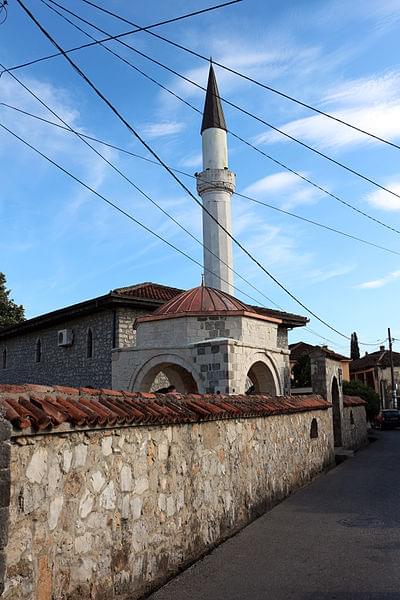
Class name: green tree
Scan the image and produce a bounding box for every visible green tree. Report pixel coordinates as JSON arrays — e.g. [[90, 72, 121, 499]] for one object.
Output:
[[343, 379, 380, 420], [0, 272, 25, 329], [292, 354, 311, 387], [350, 332, 360, 360]]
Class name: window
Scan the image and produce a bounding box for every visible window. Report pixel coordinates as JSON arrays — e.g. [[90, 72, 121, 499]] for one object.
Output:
[[350, 410, 355, 426], [86, 328, 93, 359], [2, 349, 6, 370], [35, 338, 42, 363], [310, 418, 318, 439]]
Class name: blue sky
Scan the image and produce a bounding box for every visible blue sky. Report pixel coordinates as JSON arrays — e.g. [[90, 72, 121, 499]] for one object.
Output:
[[1, 0, 400, 354]]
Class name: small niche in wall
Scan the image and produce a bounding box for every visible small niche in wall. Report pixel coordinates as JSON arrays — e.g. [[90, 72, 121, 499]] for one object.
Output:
[[310, 418, 318, 439], [350, 410, 355, 426]]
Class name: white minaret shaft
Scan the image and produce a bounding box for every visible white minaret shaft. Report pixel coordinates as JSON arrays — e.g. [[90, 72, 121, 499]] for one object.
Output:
[[196, 65, 235, 295]]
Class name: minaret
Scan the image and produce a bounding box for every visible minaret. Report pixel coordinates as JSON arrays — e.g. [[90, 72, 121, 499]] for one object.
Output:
[[196, 64, 235, 295]]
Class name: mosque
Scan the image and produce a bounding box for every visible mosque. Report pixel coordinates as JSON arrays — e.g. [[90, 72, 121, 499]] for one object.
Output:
[[112, 64, 308, 395]]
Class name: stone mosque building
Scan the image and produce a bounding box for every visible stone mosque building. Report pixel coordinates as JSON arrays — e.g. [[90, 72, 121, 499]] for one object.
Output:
[[0, 65, 309, 396]]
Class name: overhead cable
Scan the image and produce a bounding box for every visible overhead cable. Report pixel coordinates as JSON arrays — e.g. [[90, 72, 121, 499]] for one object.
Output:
[[40, 0, 400, 237], [0, 120, 383, 348], [0, 0, 241, 75], [14, 0, 360, 341], [2, 101, 400, 260], [79, 0, 400, 153], [0, 120, 268, 309], [0, 68, 279, 311]]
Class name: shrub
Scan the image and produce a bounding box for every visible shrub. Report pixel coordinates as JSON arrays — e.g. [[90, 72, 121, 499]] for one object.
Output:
[[343, 380, 380, 420]]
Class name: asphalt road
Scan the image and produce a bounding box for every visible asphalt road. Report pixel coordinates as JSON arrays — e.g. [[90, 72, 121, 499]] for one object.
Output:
[[149, 431, 400, 600]]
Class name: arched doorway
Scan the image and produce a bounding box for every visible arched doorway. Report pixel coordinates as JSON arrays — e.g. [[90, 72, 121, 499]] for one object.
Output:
[[246, 361, 277, 396], [136, 362, 199, 394], [331, 376, 342, 446]]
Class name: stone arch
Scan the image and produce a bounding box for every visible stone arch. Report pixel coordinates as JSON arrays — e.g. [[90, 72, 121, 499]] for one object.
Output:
[[131, 354, 200, 394], [245, 354, 281, 396], [331, 375, 342, 446]]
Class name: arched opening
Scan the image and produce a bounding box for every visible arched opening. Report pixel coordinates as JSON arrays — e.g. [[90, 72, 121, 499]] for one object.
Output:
[[86, 328, 93, 359], [35, 338, 42, 363], [138, 362, 198, 394], [310, 418, 318, 439], [246, 361, 277, 396], [331, 376, 342, 446]]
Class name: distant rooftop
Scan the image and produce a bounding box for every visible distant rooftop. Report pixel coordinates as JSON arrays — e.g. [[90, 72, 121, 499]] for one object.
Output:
[[289, 341, 351, 362]]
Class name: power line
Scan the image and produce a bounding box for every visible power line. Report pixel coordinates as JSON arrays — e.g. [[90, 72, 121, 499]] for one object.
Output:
[[0, 119, 383, 349], [0, 68, 280, 312], [8, 0, 400, 207], [0, 119, 266, 309], [39, 0, 400, 237], [14, 0, 360, 341], [0, 0, 241, 75], [46, 0, 400, 208], [0, 1, 8, 25], [3, 101, 400, 260], [79, 0, 400, 154]]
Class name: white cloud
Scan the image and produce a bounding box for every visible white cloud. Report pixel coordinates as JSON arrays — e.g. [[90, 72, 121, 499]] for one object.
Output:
[[179, 153, 202, 169], [254, 70, 400, 151], [357, 270, 400, 289], [242, 172, 322, 210], [140, 121, 185, 138], [307, 264, 356, 284], [243, 172, 300, 196], [366, 180, 400, 212]]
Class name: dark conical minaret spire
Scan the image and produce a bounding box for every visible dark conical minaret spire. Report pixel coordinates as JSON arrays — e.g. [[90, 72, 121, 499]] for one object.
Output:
[[200, 63, 227, 134]]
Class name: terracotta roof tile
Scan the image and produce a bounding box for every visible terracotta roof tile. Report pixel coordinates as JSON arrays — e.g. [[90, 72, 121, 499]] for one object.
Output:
[[138, 285, 256, 322], [113, 282, 183, 302], [0, 384, 331, 433], [343, 395, 366, 407]]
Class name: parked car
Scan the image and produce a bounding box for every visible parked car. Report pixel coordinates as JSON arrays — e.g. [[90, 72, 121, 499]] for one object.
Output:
[[374, 409, 400, 429]]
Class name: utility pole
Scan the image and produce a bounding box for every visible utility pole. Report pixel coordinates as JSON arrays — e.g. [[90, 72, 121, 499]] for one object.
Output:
[[388, 328, 397, 409]]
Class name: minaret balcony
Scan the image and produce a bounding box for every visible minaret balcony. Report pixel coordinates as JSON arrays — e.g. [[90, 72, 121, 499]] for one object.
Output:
[[196, 168, 236, 195]]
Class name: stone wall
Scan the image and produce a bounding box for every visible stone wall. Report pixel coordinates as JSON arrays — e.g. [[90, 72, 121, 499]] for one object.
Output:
[[115, 308, 145, 348], [2, 394, 334, 600], [0, 416, 11, 597], [342, 405, 368, 450], [0, 311, 115, 389]]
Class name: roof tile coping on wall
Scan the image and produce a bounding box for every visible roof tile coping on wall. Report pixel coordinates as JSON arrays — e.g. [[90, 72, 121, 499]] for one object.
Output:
[[343, 395, 367, 408], [0, 384, 331, 436]]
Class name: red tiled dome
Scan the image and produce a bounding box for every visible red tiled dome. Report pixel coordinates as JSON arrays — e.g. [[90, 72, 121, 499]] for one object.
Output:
[[151, 285, 254, 317]]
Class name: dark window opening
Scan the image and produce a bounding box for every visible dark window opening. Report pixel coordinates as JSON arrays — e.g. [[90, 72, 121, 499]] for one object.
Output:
[[87, 328, 93, 359], [350, 410, 355, 425], [35, 338, 42, 363], [310, 418, 318, 439], [2, 349, 6, 369]]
